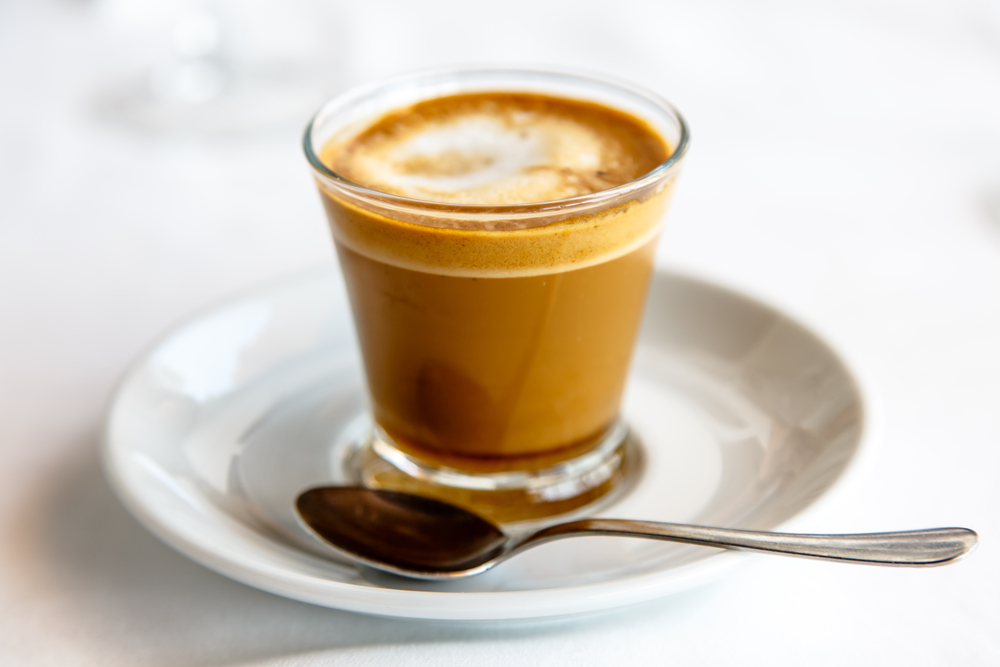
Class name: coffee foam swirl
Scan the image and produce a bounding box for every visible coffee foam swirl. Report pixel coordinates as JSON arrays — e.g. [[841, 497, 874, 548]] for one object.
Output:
[[316, 92, 677, 277], [324, 94, 667, 206]]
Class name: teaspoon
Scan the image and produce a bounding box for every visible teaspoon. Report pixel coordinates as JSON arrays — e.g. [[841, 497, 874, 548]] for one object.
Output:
[[295, 487, 977, 580]]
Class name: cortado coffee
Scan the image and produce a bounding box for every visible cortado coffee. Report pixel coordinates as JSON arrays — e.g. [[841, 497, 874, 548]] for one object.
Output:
[[307, 72, 686, 523]]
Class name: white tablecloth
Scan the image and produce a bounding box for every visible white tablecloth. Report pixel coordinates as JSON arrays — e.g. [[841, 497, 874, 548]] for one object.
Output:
[[2, 0, 998, 664]]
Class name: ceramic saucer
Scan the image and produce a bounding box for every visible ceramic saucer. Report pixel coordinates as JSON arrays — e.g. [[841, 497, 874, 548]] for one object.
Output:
[[101, 267, 872, 620]]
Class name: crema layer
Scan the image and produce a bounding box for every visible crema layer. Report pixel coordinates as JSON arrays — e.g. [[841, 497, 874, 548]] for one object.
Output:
[[319, 185, 674, 278]]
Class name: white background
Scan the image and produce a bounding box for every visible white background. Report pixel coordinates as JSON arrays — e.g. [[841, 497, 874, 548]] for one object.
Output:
[[1, 0, 998, 664]]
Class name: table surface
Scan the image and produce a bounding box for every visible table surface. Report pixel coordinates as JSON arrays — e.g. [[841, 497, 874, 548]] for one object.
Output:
[[2, 0, 998, 664]]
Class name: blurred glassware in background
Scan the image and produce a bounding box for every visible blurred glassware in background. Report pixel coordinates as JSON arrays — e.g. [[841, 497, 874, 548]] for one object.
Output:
[[93, 0, 347, 137]]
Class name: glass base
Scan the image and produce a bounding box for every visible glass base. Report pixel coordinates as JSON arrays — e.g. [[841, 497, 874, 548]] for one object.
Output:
[[335, 418, 642, 530]]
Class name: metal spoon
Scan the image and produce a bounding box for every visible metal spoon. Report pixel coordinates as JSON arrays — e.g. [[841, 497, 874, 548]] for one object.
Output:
[[295, 487, 978, 580]]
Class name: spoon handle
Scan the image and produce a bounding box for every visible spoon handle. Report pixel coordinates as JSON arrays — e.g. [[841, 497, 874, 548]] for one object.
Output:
[[524, 520, 977, 566]]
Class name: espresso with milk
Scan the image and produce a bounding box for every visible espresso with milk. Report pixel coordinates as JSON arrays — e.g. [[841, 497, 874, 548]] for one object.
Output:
[[317, 92, 673, 466]]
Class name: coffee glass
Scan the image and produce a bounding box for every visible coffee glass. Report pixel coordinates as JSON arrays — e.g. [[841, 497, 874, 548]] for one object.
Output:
[[304, 69, 688, 525]]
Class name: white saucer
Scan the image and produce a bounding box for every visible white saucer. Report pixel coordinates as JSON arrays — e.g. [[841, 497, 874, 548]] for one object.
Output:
[[101, 267, 871, 621]]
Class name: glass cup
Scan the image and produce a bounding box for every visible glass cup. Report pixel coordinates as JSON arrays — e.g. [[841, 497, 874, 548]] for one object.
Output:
[[304, 69, 688, 526]]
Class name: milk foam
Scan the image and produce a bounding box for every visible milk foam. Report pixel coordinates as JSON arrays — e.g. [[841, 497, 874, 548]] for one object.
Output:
[[327, 94, 665, 205], [317, 93, 677, 277]]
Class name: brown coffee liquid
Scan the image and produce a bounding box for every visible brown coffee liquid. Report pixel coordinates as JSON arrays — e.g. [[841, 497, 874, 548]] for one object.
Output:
[[318, 92, 673, 467]]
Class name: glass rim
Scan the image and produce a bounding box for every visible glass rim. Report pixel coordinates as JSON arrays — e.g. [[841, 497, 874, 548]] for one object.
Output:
[[302, 67, 689, 216]]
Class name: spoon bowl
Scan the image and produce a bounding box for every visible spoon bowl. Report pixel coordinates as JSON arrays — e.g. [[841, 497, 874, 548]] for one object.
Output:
[[295, 487, 978, 580]]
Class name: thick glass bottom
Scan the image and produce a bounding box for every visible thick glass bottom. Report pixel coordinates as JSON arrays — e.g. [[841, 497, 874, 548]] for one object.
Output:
[[339, 419, 642, 529]]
